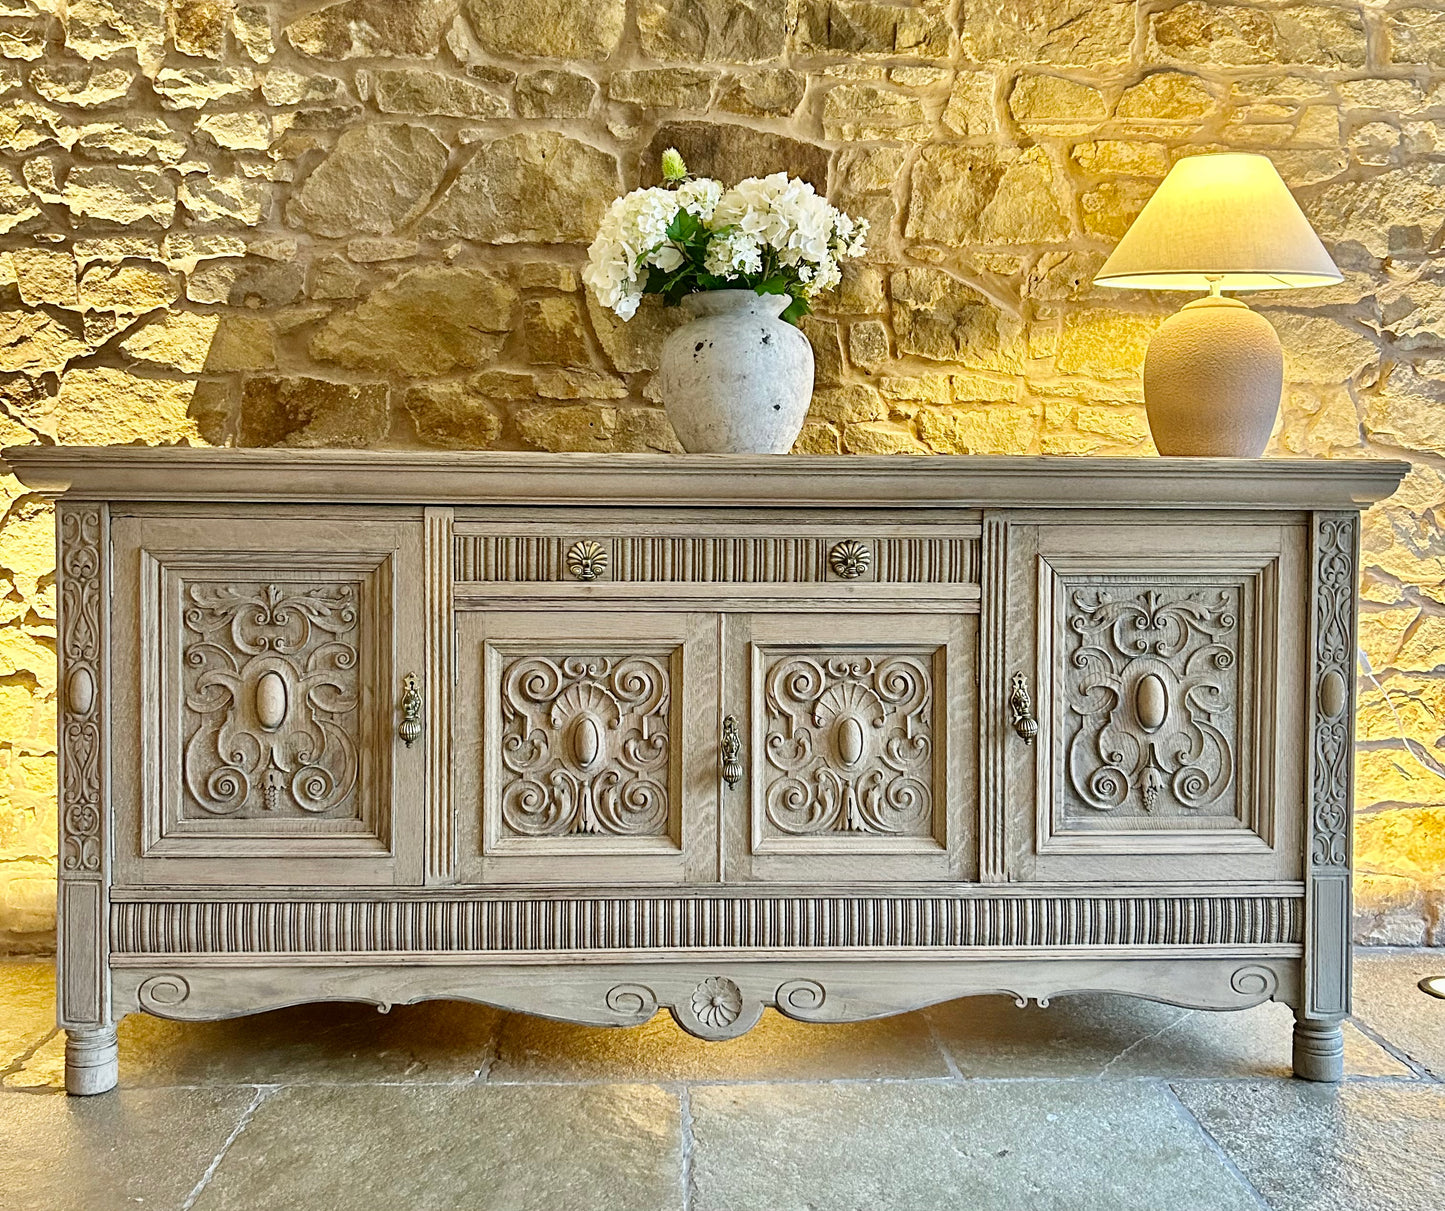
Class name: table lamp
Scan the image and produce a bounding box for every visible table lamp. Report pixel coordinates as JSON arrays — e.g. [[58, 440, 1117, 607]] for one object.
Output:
[[1093, 153, 1342, 457]]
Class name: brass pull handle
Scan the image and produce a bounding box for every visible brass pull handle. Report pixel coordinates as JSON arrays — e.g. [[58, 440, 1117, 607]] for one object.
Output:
[[1009, 672, 1038, 744], [720, 714, 743, 788], [399, 673, 423, 747]]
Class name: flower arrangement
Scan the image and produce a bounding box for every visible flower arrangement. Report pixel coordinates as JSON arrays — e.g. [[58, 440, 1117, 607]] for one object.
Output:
[[583, 149, 869, 325]]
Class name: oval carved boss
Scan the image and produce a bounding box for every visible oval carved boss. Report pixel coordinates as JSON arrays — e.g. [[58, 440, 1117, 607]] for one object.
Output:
[[1318, 669, 1347, 719], [66, 667, 95, 718], [835, 716, 866, 768], [1134, 673, 1169, 733], [255, 671, 288, 732], [571, 714, 604, 770]]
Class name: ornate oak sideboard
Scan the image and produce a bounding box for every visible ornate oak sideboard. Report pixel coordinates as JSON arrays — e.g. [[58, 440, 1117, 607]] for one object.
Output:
[[4, 448, 1406, 1094]]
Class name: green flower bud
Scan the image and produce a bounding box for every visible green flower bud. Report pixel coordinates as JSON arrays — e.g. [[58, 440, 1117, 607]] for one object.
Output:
[[660, 147, 688, 184]]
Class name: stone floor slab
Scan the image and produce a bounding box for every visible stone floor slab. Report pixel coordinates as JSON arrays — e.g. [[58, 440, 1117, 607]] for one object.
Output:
[[926, 992, 1411, 1079], [0, 1085, 258, 1211], [688, 1080, 1262, 1211], [5, 998, 504, 1090], [1353, 949, 1445, 1077], [190, 1083, 682, 1211], [1174, 1081, 1445, 1211], [489, 1005, 950, 1083], [0, 958, 58, 1071]]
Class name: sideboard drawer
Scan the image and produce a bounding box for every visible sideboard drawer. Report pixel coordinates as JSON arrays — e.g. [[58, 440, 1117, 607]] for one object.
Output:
[[110, 512, 426, 887], [999, 518, 1307, 884]]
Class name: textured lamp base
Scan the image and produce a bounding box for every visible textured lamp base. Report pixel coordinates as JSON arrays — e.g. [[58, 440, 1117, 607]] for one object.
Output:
[[1143, 295, 1284, 457]]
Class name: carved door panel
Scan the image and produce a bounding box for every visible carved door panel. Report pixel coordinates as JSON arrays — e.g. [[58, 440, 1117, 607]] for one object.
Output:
[[455, 611, 718, 885], [724, 613, 977, 883], [998, 518, 1306, 884], [111, 513, 425, 887]]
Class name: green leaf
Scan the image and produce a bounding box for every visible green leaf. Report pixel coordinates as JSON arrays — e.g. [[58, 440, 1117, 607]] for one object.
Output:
[[780, 295, 810, 326]]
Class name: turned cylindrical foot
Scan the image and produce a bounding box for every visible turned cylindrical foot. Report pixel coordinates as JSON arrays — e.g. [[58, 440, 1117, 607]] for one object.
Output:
[[1293, 1016, 1344, 1083], [65, 1027, 118, 1095]]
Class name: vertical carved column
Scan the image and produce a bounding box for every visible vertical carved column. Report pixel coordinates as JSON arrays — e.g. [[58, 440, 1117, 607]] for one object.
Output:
[[425, 507, 454, 883], [1297, 510, 1357, 1081], [978, 515, 1008, 882], [57, 502, 116, 1094]]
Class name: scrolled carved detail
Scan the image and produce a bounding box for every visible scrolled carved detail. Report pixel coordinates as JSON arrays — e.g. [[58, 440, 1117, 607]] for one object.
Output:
[[137, 973, 191, 1013], [180, 581, 362, 819], [1060, 583, 1240, 820], [1229, 964, 1279, 1000], [59, 506, 104, 874], [500, 653, 672, 837], [1311, 516, 1355, 869], [775, 978, 827, 1019], [605, 982, 658, 1020], [761, 651, 934, 836]]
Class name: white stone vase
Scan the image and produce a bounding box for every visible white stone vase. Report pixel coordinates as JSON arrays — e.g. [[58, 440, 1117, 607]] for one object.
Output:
[[656, 289, 814, 454]]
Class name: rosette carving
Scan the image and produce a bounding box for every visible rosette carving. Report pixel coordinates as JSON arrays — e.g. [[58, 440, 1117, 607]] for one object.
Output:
[[762, 651, 933, 836], [180, 581, 361, 818], [500, 653, 671, 837], [1061, 584, 1240, 819]]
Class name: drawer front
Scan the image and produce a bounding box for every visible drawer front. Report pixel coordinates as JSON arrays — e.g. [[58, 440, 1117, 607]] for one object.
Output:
[[724, 612, 978, 884], [454, 610, 719, 885], [1000, 519, 1306, 883], [111, 513, 426, 887]]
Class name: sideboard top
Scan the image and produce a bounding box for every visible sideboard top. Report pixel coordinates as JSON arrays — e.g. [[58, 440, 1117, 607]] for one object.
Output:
[[1, 446, 1408, 511]]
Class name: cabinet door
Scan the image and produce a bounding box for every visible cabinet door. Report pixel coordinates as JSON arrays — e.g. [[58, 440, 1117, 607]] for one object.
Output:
[[999, 518, 1305, 883], [111, 512, 425, 887], [724, 612, 977, 883], [454, 611, 718, 885]]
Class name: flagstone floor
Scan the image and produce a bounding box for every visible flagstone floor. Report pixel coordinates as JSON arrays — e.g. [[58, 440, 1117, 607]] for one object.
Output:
[[1, 949, 1442, 1211]]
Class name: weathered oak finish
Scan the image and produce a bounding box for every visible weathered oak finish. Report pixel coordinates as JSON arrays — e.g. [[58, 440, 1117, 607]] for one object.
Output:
[[5, 449, 1404, 1094]]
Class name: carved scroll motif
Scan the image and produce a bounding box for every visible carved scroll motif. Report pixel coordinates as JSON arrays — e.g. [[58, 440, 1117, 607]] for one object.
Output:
[[59, 506, 103, 873], [762, 652, 933, 836], [499, 654, 672, 837], [180, 582, 361, 818], [1061, 584, 1240, 819], [1311, 516, 1356, 868]]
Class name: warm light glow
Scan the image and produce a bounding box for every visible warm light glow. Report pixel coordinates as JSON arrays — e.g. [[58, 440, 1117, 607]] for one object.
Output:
[[1094, 153, 1343, 293]]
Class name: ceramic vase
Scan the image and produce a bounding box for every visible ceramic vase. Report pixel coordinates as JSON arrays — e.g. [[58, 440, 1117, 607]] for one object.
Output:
[[656, 289, 814, 454]]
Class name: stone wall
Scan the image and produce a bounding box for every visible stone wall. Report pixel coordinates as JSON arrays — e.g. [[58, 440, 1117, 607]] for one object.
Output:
[[0, 0, 1441, 950]]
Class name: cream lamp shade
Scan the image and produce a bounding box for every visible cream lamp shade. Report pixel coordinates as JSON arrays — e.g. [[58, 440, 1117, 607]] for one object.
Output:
[[1091, 153, 1340, 458], [1093, 152, 1341, 292]]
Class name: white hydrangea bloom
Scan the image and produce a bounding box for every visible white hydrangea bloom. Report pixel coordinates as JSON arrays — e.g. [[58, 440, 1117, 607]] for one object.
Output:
[[585, 167, 867, 319]]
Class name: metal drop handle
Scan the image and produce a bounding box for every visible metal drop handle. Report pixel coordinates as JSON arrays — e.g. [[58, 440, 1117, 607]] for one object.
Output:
[[1009, 672, 1038, 744], [399, 673, 423, 747], [720, 714, 743, 788]]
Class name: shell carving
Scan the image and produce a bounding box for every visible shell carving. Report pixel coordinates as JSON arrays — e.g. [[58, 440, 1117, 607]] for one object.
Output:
[[1134, 673, 1168, 732], [254, 670, 288, 732]]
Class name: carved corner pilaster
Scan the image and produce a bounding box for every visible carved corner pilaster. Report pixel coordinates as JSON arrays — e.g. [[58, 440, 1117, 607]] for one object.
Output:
[[424, 508, 454, 882], [1304, 511, 1357, 1021], [56, 502, 110, 1031]]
